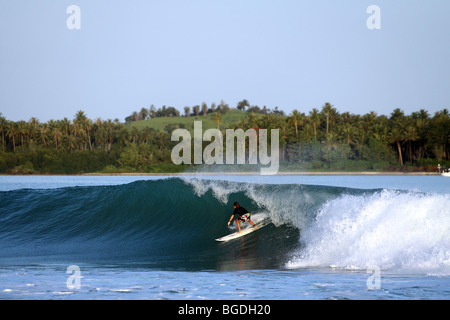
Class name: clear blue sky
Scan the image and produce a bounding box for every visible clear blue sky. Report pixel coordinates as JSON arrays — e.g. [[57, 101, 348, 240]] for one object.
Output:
[[1, 0, 449, 122]]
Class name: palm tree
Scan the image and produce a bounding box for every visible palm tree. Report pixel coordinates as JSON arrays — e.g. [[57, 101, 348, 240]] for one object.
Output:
[[201, 102, 208, 116], [427, 109, 449, 161], [309, 108, 320, 140], [289, 110, 303, 137], [66, 134, 76, 151], [341, 124, 357, 145], [237, 99, 250, 111], [302, 123, 314, 142], [155, 131, 169, 151], [404, 125, 419, 162], [373, 125, 389, 144], [141, 127, 152, 144], [325, 131, 337, 150], [184, 106, 190, 117], [130, 126, 139, 144], [321, 102, 338, 134], [85, 118, 93, 150], [104, 120, 114, 152], [94, 118, 106, 150], [40, 124, 49, 148], [51, 124, 63, 149], [0, 114, 6, 151], [212, 111, 222, 130], [6, 122, 17, 152], [74, 111, 93, 150], [193, 105, 200, 117], [388, 108, 407, 165], [28, 117, 39, 146], [218, 100, 228, 112], [75, 110, 87, 123], [412, 109, 429, 160], [61, 118, 71, 139], [139, 107, 149, 120], [17, 121, 27, 147], [74, 110, 86, 149], [389, 127, 405, 165], [390, 108, 405, 123]]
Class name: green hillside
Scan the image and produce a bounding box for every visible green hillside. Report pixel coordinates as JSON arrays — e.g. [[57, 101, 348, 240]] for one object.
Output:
[[127, 109, 253, 132]]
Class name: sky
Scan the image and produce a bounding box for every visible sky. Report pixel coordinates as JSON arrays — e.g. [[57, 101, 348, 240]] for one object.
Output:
[[0, 0, 449, 122]]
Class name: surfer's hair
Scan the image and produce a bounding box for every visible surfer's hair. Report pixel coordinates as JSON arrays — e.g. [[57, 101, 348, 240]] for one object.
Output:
[[233, 202, 240, 207]]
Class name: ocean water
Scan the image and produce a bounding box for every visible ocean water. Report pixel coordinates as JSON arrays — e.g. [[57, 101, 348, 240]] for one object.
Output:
[[0, 174, 449, 300]]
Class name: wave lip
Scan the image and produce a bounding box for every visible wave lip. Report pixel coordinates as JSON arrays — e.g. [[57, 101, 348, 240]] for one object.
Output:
[[287, 190, 450, 275]]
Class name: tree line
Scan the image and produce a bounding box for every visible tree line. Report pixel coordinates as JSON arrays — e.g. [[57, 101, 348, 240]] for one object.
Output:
[[125, 100, 233, 122], [124, 99, 286, 123], [0, 101, 449, 174], [234, 103, 449, 171]]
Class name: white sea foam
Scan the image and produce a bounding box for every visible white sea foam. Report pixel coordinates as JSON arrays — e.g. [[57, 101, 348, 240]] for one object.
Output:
[[287, 190, 450, 275]]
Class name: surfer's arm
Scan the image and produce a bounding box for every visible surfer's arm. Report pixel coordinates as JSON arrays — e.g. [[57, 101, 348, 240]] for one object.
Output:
[[227, 214, 234, 226]]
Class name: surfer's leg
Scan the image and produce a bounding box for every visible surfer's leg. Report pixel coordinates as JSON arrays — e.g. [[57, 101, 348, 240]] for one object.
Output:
[[236, 220, 241, 233], [248, 219, 256, 227]]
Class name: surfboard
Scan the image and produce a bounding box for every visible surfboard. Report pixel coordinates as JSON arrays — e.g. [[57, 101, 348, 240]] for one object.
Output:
[[215, 222, 269, 242]]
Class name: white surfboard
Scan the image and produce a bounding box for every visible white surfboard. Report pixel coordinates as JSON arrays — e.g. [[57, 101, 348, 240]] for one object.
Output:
[[215, 221, 269, 242]]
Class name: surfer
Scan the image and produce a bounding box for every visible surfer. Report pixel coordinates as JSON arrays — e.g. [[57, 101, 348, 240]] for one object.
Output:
[[227, 202, 256, 233]]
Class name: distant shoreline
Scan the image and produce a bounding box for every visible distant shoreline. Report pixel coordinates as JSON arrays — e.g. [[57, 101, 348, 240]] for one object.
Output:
[[1, 171, 441, 176], [80, 171, 439, 176]]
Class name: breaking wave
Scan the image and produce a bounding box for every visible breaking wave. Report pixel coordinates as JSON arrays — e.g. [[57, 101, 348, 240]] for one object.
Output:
[[1, 178, 449, 274]]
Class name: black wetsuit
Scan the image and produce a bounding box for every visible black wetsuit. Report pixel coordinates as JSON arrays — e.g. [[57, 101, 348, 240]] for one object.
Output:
[[233, 206, 250, 222]]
